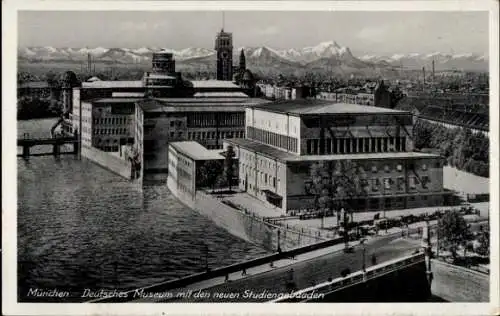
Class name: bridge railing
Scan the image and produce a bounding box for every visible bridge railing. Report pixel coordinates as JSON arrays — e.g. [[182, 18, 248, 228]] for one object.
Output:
[[270, 252, 426, 303]]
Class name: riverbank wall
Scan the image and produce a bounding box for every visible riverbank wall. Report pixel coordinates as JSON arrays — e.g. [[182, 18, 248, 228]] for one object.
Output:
[[81, 146, 134, 180], [167, 177, 325, 251]]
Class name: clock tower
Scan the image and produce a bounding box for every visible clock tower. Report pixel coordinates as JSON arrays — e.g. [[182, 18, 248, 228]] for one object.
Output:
[[215, 29, 233, 81]]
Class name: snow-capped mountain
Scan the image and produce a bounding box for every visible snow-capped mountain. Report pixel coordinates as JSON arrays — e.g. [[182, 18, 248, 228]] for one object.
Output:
[[358, 52, 488, 71], [18, 42, 488, 72]]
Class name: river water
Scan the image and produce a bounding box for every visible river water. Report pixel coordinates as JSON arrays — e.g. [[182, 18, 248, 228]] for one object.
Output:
[[17, 118, 269, 302]]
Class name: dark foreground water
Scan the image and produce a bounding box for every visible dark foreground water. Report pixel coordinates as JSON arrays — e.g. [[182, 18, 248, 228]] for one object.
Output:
[[17, 119, 269, 302]]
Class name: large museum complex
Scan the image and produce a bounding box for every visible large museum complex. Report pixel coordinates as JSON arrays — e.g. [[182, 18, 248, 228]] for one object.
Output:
[[221, 100, 451, 213], [60, 26, 449, 213]]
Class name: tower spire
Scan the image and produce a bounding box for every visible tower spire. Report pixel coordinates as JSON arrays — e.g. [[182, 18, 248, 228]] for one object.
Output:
[[222, 11, 225, 31]]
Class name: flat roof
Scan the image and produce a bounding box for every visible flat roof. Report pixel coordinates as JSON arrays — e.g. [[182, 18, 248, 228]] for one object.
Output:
[[156, 98, 269, 105], [82, 81, 143, 88], [169, 141, 225, 161], [194, 92, 249, 98], [248, 100, 410, 116], [112, 92, 145, 97], [225, 138, 441, 163], [18, 81, 50, 89], [190, 80, 241, 89], [86, 97, 271, 111], [146, 74, 177, 79]]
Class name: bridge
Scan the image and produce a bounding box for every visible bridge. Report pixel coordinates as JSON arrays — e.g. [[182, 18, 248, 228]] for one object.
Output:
[[87, 221, 488, 303], [17, 133, 80, 158], [88, 230, 425, 303], [270, 252, 427, 302]]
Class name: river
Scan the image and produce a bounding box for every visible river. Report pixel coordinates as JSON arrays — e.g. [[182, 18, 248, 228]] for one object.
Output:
[[16, 118, 269, 302]]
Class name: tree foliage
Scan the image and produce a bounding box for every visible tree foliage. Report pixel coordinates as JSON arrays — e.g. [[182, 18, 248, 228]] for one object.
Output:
[[475, 231, 490, 257], [413, 119, 489, 177], [224, 146, 236, 191], [307, 160, 369, 242], [438, 210, 470, 259], [196, 160, 224, 192]]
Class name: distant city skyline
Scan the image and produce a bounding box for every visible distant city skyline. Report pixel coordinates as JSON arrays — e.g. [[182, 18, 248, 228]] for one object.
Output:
[[18, 11, 488, 56]]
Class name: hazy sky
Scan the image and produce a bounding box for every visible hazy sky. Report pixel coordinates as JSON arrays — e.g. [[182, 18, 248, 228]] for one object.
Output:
[[18, 11, 489, 55]]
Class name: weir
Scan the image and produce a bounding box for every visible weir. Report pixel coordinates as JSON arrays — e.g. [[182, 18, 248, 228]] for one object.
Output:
[[17, 134, 80, 158]]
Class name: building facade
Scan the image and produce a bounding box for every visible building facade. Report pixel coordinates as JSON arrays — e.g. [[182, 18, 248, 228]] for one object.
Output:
[[224, 100, 449, 214], [167, 141, 225, 200]]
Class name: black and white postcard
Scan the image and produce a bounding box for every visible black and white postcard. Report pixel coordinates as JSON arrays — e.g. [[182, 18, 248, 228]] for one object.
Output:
[[3, 1, 499, 315]]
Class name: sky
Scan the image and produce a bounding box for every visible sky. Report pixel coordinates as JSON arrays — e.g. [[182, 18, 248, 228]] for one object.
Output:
[[18, 11, 489, 56]]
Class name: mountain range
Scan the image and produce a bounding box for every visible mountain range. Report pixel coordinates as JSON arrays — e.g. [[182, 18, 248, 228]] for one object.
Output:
[[18, 41, 489, 73]]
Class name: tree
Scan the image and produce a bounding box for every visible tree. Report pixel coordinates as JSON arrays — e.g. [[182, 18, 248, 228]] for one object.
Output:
[[197, 160, 223, 193], [475, 231, 490, 257], [437, 210, 470, 260], [306, 161, 333, 229], [224, 145, 236, 192], [306, 160, 368, 243], [331, 160, 368, 245]]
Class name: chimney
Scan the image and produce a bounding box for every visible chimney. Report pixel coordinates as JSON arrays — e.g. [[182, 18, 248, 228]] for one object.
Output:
[[422, 67, 426, 91], [432, 59, 435, 83]]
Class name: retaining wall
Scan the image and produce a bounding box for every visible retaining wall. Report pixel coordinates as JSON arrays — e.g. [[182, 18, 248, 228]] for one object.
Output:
[[431, 259, 489, 302], [81, 146, 133, 179], [167, 177, 324, 251]]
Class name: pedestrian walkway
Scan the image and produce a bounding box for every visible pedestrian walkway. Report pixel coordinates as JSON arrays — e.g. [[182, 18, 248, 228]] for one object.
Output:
[[133, 238, 364, 302]]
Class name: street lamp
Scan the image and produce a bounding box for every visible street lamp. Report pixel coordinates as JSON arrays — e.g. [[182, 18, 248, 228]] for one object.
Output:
[[277, 229, 282, 253], [360, 238, 367, 272]]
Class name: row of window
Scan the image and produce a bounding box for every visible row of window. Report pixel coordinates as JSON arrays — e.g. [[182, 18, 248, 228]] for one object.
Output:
[[177, 168, 192, 180], [186, 130, 245, 140], [177, 182, 193, 195], [305, 137, 407, 155], [93, 117, 131, 125], [366, 175, 430, 191], [247, 126, 298, 153], [187, 113, 244, 128], [93, 128, 129, 135]]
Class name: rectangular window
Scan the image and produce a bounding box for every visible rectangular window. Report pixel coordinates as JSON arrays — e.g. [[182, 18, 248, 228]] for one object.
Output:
[[384, 178, 391, 190], [312, 139, 319, 154], [422, 176, 430, 189], [371, 178, 380, 191], [345, 138, 351, 154], [408, 177, 416, 189], [397, 177, 404, 191], [307, 139, 313, 154]]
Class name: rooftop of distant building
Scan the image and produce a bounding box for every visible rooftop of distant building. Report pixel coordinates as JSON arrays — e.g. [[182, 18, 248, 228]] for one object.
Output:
[[169, 141, 225, 161], [81, 80, 143, 89], [248, 100, 410, 116], [190, 80, 240, 89]]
